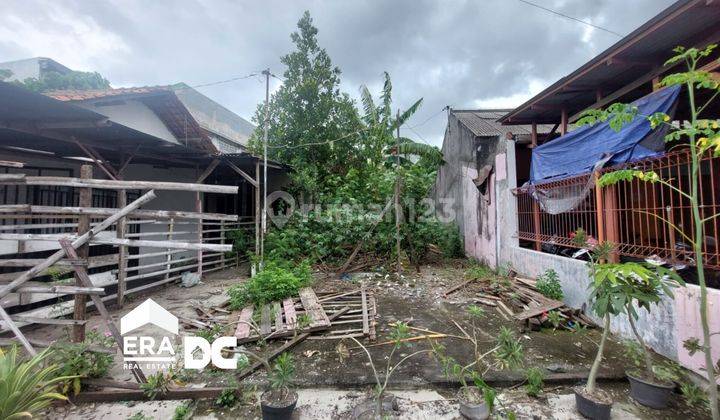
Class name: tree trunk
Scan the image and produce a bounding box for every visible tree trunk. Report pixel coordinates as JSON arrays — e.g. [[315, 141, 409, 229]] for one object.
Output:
[[587, 314, 610, 394]]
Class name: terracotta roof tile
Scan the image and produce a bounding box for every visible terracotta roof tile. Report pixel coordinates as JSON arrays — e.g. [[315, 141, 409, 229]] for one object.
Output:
[[45, 86, 172, 102]]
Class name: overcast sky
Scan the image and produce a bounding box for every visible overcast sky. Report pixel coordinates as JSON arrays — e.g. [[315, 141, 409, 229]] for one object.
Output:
[[0, 0, 676, 146]]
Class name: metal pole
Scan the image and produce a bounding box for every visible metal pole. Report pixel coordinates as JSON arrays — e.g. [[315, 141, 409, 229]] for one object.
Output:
[[261, 68, 270, 263]]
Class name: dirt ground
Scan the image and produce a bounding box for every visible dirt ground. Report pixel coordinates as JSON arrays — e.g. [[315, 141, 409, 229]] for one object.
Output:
[[18, 262, 712, 419]]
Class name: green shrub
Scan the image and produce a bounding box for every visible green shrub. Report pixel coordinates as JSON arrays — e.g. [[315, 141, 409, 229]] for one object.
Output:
[[0, 346, 74, 419], [50, 329, 115, 395], [227, 260, 312, 309], [525, 367, 544, 397], [536, 269, 563, 301]]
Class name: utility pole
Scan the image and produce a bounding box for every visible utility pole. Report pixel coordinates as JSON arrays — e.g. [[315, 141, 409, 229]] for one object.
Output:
[[395, 109, 402, 275], [261, 68, 270, 264]]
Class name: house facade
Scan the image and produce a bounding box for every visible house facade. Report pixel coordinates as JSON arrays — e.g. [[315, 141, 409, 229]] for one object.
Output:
[[482, 0, 720, 377]]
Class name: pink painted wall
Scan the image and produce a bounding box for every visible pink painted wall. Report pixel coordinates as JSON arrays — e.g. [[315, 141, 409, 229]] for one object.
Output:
[[461, 164, 498, 269], [675, 285, 720, 383]]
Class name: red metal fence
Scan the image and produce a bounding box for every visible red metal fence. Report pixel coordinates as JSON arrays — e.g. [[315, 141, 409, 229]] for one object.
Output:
[[516, 150, 720, 269]]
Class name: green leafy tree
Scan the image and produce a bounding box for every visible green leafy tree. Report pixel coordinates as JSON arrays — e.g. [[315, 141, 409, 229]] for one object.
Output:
[[17, 70, 110, 92], [579, 44, 720, 418], [248, 11, 361, 196]]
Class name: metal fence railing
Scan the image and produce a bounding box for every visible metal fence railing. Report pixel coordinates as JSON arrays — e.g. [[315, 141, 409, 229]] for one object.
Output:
[[515, 149, 720, 269]]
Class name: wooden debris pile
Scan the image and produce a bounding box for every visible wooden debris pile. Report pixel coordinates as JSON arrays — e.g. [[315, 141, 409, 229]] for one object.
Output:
[[445, 274, 595, 331]]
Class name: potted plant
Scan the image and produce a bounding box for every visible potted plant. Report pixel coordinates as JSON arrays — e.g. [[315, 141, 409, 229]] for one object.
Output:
[[571, 232, 618, 420], [602, 261, 684, 408], [239, 350, 297, 420], [578, 44, 720, 419], [432, 306, 524, 420]]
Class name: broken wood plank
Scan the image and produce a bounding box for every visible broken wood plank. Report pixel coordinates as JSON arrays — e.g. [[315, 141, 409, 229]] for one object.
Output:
[[0, 160, 24, 168], [273, 302, 283, 333], [0, 337, 115, 354], [513, 300, 564, 321], [259, 304, 272, 336], [495, 306, 509, 321], [443, 278, 474, 297], [361, 287, 369, 336], [9, 315, 86, 326], [473, 298, 498, 307], [0, 305, 35, 355], [317, 289, 362, 303], [497, 301, 515, 317], [15, 285, 105, 295], [234, 306, 254, 339], [236, 307, 350, 381], [299, 287, 330, 329], [283, 298, 296, 331], [369, 292, 377, 341], [82, 378, 140, 390]]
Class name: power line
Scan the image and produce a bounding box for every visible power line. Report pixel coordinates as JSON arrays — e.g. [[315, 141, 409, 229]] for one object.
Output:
[[407, 106, 448, 130], [516, 0, 624, 38], [190, 72, 262, 89]]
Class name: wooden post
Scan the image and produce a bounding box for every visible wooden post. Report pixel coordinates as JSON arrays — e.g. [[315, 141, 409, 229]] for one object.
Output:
[[116, 190, 127, 307], [220, 220, 226, 268], [594, 172, 607, 245], [73, 165, 92, 342], [531, 123, 538, 148], [530, 122, 542, 251], [603, 184, 620, 262], [560, 108, 568, 136], [255, 160, 260, 258], [196, 191, 203, 277], [165, 218, 174, 280]]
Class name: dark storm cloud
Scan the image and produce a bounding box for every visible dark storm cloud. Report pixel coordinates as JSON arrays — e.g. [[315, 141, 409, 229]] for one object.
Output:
[[0, 0, 676, 145]]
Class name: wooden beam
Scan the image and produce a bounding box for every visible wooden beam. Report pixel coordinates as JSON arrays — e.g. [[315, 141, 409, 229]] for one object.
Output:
[[116, 190, 127, 307], [223, 159, 259, 187], [560, 108, 568, 135], [15, 285, 105, 295], [195, 159, 220, 183], [0, 160, 24, 168], [91, 237, 232, 252], [6, 176, 238, 194], [0, 305, 36, 355], [117, 145, 141, 177], [0, 190, 157, 300], [75, 141, 119, 180], [9, 205, 238, 221]]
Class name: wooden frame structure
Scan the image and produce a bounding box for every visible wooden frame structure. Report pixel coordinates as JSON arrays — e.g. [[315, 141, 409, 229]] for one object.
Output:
[[0, 165, 244, 369]]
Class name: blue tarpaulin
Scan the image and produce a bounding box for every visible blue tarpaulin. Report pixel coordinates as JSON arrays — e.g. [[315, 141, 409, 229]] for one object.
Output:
[[530, 85, 681, 184]]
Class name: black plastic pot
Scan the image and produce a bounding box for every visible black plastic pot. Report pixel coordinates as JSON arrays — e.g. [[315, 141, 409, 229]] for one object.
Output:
[[260, 390, 298, 420], [574, 387, 612, 420], [627, 371, 675, 409]]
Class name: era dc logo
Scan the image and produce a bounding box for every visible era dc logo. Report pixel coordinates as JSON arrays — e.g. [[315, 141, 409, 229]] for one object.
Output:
[[120, 298, 237, 370]]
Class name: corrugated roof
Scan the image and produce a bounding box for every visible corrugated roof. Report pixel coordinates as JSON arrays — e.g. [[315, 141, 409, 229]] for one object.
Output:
[[452, 109, 552, 137]]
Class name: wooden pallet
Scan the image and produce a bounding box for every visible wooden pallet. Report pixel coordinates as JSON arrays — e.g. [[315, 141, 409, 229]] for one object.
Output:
[[234, 287, 331, 344], [233, 287, 377, 343]]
